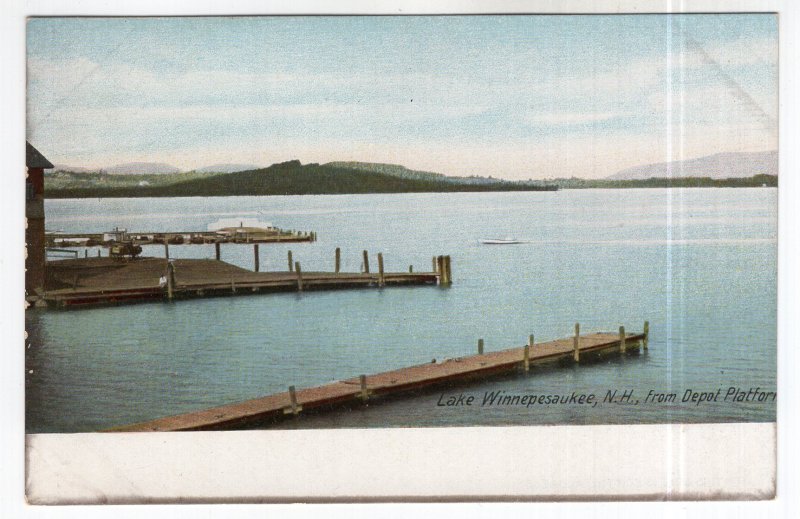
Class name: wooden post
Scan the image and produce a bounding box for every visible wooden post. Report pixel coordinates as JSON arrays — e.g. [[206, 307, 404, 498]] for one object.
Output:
[[409, 265, 413, 273], [436, 256, 444, 284], [524, 334, 533, 372], [573, 323, 580, 362], [164, 242, 169, 260], [166, 262, 174, 301], [444, 255, 452, 284], [362, 250, 370, 273], [432, 256, 437, 272], [97, 249, 101, 257], [215, 242, 221, 261], [377, 253, 385, 286], [283, 385, 302, 415], [478, 338, 484, 355], [619, 325, 626, 353], [295, 261, 304, 292], [643, 320, 649, 350], [84, 250, 88, 258], [359, 374, 369, 403], [254, 244, 260, 272], [288, 250, 293, 272], [335, 247, 341, 273]]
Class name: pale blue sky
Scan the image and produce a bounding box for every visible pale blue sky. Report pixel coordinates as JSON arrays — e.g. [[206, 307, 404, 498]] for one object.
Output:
[[27, 15, 777, 179]]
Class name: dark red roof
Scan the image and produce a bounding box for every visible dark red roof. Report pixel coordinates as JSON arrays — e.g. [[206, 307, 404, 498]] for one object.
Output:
[[26, 142, 54, 169]]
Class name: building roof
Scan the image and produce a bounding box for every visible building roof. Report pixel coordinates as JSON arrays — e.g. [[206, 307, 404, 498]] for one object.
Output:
[[26, 142, 54, 169]]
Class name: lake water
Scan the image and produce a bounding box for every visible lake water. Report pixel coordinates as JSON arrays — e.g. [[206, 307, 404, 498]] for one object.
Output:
[[25, 189, 777, 432]]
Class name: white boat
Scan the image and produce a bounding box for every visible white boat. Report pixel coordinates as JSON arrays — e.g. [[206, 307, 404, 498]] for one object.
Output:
[[480, 238, 525, 245]]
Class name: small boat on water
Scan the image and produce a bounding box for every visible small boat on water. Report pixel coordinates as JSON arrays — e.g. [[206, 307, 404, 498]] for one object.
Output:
[[480, 238, 526, 245]]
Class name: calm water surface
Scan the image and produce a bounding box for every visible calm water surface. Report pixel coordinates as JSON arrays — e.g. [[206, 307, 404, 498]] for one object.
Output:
[[25, 189, 777, 432]]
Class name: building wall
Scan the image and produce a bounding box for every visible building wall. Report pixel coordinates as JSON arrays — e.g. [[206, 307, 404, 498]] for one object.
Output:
[[26, 167, 46, 295]]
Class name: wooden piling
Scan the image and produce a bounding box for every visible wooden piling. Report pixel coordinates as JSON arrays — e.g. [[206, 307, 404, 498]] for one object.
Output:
[[409, 265, 413, 273], [288, 250, 293, 272], [359, 374, 369, 402], [97, 249, 101, 257], [84, 250, 88, 258], [295, 261, 304, 292], [573, 323, 580, 362], [436, 256, 444, 284], [215, 242, 221, 261], [619, 326, 626, 353], [643, 321, 649, 350], [335, 247, 341, 274], [524, 334, 533, 372], [444, 255, 452, 284], [283, 385, 302, 415], [432, 256, 437, 273], [478, 338, 484, 355], [166, 262, 174, 301], [363, 250, 370, 273], [164, 242, 169, 260], [254, 244, 260, 272], [377, 253, 385, 286]]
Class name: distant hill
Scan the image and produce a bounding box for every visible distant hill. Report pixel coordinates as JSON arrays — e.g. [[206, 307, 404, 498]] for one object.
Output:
[[45, 160, 557, 198], [196, 163, 261, 173], [609, 151, 777, 180], [52, 163, 94, 173], [327, 162, 450, 182], [105, 162, 182, 175], [327, 161, 511, 185]]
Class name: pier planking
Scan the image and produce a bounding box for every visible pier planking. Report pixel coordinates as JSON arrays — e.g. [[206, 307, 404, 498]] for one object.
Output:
[[109, 330, 647, 432], [40, 256, 439, 308]]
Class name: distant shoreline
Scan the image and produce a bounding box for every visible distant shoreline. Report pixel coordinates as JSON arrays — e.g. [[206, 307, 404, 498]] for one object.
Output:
[[43, 174, 777, 199]]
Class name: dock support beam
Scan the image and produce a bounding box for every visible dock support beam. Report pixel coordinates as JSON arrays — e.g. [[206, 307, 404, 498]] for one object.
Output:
[[619, 326, 626, 353], [215, 242, 221, 261], [524, 334, 533, 372], [253, 244, 260, 272], [643, 321, 649, 350], [288, 251, 293, 272], [478, 338, 484, 355], [436, 255, 452, 285], [363, 250, 370, 273], [335, 247, 341, 274], [295, 261, 304, 292], [166, 262, 175, 301], [377, 253, 385, 286], [573, 323, 580, 362], [283, 386, 302, 415]]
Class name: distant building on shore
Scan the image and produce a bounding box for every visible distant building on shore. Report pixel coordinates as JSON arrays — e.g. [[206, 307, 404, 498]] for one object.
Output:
[[26, 142, 53, 298]]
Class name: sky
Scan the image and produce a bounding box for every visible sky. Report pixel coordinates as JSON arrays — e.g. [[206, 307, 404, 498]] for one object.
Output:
[[26, 15, 778, 179]]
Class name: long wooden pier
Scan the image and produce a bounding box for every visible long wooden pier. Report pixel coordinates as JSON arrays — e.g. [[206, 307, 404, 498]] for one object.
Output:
[[37, 252, 453, 308], [109, 325, 648, 432]]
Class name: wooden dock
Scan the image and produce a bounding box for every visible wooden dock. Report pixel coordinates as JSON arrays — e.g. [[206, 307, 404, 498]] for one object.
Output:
[[45, 226, 316, 249], [109, 325, 648, 432], [38, 252, 452, 308]]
